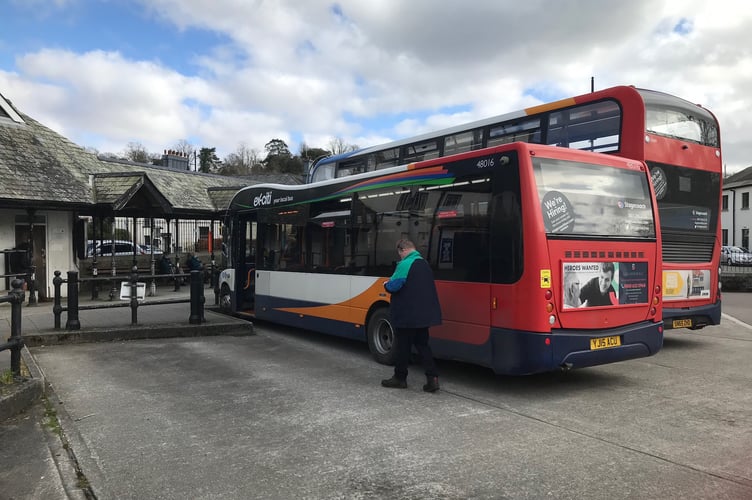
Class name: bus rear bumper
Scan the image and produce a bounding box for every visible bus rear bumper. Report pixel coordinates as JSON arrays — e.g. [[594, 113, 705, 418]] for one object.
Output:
[[662, 300, 721, 330], [490, 321, 664, 375]]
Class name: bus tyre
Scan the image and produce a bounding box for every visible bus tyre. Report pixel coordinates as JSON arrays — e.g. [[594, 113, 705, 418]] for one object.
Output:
[[367, 308, 397, 365], [219, 284, 232, 314]]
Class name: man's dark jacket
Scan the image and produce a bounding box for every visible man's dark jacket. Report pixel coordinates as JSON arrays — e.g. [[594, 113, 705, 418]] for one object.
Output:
[[384, 252, 442, 329]]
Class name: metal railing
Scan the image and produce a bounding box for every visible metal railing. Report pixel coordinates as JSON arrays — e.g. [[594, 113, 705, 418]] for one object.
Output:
[[0, 270, 36, 306], [52, 268, 206, 330], [0, 279, 25, 376]]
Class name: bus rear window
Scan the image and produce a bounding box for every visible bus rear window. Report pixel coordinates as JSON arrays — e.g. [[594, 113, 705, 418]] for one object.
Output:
[[645, 106, 719, 146], [533, 158, 655, 238], [640, 89, 720, 147]]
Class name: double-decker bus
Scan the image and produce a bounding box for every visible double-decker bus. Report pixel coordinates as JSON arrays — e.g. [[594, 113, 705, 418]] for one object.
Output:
[[310, 86, 721, 330], [219, 142, 664, 375]]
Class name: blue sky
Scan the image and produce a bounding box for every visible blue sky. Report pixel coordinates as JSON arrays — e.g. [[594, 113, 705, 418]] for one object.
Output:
[[1, 1, 228, 74], [1, 0, 751, 173]]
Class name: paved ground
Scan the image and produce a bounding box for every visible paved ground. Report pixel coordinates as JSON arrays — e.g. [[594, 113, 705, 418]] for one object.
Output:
[[0, 284, 252, 499], [1, 291, 751, 499]]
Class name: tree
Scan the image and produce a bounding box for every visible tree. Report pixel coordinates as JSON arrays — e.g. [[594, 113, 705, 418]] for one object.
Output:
[[299, 143, 331, 162], [264, 138, 292, 158], [298, 144, 331, 179], [217, 143, 261, 176], [264, 139, 295, 173], [123, 142, 152, 164], [217, 156, 250, 176], [328, 136, 358, 155], [172, 139, 195, 157], [276, 156, 305, 175], [198, 147, 221, 173]]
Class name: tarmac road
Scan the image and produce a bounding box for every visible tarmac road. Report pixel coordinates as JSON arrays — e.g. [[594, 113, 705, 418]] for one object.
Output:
[[26, 296, 752, 500]]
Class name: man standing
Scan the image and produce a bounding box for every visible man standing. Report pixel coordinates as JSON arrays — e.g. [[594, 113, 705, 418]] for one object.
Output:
[[381, 239, 442, 392]]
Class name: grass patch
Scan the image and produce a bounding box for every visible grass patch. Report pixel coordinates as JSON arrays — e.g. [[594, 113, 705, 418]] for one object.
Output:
[[43, 396, 63, 437], [0, 369, 12, 385]]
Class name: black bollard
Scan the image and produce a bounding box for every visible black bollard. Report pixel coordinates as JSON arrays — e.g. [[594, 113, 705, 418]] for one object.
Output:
[[189, 270, 204, 324], [53, 270, 63, 329], [130, 266, 139, 325], [66, 271, 81, 330], [9, 279, 25, 376]]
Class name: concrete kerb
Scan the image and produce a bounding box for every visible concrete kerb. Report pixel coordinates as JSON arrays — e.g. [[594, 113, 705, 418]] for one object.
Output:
[[0, 346, 45, 422], [22, 318, 254, 347]]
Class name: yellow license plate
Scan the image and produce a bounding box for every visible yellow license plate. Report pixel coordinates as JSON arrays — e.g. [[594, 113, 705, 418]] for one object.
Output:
[[590, 336, 621, 350], [672, 319, 692, 328]]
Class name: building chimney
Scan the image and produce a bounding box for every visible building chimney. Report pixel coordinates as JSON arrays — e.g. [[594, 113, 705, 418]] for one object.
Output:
[[161, 149, 190, 171]]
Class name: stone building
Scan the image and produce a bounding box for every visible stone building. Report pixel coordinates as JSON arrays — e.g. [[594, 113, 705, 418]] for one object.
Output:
[[0, 92, 301, 299]]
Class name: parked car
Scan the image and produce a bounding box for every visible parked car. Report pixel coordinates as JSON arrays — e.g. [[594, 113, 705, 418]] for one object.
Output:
[[138, 244, 163, 255], [86, 240, 146, 257], [721, 245, 752, 265]]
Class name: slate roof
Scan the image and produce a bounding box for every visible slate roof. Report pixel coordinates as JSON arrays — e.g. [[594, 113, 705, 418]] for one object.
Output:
[[723, 166, 752, 189], [0, 92, 300, 217], [0, 106, 98, 208], [95, 158, 246, 216]]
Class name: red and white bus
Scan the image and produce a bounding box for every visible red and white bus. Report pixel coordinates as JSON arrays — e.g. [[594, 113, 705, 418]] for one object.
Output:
[[220, 142, 663, 375], [310, 86, 722, 330]]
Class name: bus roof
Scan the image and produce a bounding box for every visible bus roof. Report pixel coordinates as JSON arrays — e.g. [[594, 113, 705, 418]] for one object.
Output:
[[310, 86, 634, 171], [310, 85, 719, 179], [232, 141, 645, 213]]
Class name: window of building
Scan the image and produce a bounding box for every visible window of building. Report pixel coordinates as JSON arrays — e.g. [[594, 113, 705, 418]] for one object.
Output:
[[722, 194, 728, 211], [742, 192, 749, 210], [722, 229, 728, 246], [0, 94, 25, 124], [743, 228, 750, 250]]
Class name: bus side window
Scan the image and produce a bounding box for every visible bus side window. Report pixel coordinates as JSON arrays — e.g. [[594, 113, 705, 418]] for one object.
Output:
[[490, 190, 523, 284]]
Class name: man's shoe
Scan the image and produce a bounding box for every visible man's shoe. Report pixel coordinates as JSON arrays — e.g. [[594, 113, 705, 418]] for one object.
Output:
[[423, 376, 440, 393], [381, 376, 407, 389]]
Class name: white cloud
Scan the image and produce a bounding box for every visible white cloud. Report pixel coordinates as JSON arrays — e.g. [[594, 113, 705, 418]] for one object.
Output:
[[2, 0, 752, 171]]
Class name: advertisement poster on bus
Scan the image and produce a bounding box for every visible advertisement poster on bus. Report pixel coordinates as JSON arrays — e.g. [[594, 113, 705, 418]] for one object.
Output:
[[662, 269, 712, 301], [563, 261, 648, 309]]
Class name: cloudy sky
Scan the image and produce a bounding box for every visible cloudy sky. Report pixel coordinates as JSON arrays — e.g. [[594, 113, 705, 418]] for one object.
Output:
[[1, 0, 750, 173]]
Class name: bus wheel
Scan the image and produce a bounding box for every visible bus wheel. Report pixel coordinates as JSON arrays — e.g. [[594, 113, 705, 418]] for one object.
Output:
[[367, 308, 396, 365], [219, 284, 232, 314]]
